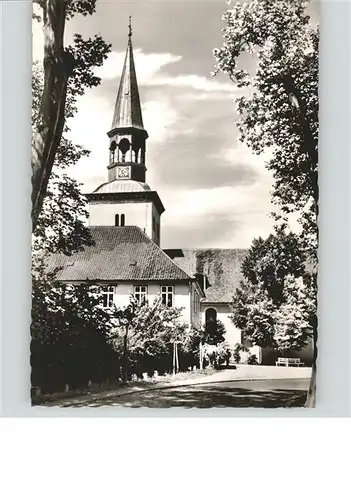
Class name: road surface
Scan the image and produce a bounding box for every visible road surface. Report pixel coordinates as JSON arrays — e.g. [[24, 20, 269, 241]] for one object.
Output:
[[57, 377, 310, 408]]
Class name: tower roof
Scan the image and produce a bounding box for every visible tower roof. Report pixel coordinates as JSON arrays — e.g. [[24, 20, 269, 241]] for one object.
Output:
[[110, 19, 145, 131], [93, 180, 151, 194]]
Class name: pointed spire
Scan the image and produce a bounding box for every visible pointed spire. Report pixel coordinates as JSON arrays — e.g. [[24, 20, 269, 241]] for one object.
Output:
[[110, 18, 145, 131], [128, 15, 132, 38]]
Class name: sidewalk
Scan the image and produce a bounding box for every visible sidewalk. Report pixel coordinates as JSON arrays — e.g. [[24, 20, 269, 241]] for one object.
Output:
[[210, 364, 312, 382], [41, 365, 311, 407]]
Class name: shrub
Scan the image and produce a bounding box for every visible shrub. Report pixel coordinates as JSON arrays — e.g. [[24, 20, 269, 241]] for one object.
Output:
[[233, 343, 250, 364], [203, 319, 226, 345], [247, 354, 258, 365], [203, 342, 230, 369], [31, 282, 121, 393]]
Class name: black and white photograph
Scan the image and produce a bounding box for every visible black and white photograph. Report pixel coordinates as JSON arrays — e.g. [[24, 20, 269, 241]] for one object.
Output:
[[31, 0, 319, 409]]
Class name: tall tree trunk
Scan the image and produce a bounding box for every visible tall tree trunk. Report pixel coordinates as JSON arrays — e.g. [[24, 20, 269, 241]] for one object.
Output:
[[305, 326, 317, 407], [123, 325, 129, 384], [32, 0, 75, 230]]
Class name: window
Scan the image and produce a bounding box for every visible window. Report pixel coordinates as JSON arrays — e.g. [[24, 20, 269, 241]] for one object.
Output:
[[101, 286, 114, 308], [133, 149, 139, 163], [134, 285, 147, 304], [205, 308, 217, 333], [114, 214, 125, 226], [161, 285, 174, 307], [110, 141, 116, 163], [119, 138, 130, 162], [152, 216, 156, 232]]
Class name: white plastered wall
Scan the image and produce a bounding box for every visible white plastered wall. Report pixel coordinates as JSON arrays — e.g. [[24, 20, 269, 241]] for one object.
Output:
[[109, 282, 191, 326], [201, 303, 242, 347], [89, 200, 159, 243]]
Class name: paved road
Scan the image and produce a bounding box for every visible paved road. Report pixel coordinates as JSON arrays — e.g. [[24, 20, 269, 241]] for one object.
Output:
[[59, 377, 310, 408]]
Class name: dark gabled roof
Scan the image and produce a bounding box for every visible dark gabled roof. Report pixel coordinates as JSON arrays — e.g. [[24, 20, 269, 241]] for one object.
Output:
[[163, 248, 317, 304], [46, 227, 192, 282], [163, 248, 248, 303]]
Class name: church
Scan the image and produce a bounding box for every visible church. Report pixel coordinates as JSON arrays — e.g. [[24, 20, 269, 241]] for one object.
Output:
[[47, 27, 312, 365]]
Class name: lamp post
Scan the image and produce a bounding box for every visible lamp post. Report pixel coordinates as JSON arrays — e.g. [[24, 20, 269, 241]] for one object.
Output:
[[199, 340, 203, 370], [172, 341, 179, 374]]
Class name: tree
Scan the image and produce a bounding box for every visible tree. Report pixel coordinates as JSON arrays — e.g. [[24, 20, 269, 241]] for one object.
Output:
[[274, 273, 317, 406], [31, 24, 112, 393], [233, 269, 316, 354], [31, 282, 119, 393], [31, 0, 111, 229], [232, 279, 276, 349], [213, 0, 318, 250], [274, 275, 317, 353], [241, 226, 306, 305], [110, 296, 189, 382], [32, 63, 94, 258], [214, 0, 318, 405], [203, 319, 226, 345], [231, 229, 317, 403], [232, 228, 308, 348]]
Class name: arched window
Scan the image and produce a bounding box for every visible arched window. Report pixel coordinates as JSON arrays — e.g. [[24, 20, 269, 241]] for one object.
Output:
[[133, 148, 139, 163], [140, 149, 145, 164], [110, 141, 117, 163], [205, 308, 217, 332], [115, 214, 119, 227], [118, 138, 130, 162], [121, 214, 125, 227]]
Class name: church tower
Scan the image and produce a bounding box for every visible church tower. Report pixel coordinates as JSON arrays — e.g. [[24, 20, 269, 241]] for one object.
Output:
[[87, 19, 164, 246]]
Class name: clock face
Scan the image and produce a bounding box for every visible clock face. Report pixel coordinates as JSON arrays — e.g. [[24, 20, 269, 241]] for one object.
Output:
[[117, 166, 130, 179]]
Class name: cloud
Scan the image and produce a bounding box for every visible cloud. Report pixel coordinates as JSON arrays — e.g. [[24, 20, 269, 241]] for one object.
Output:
[[95, 49, 182, 82], [65, 90, 185, 192], [31, 0, 279, 249], [164, 184, 272, 220], [160, 185, 275, 248], [145, 93, 270, 191], [95, 49, 238, 94], [142, 100, 181, 143], [48, 38, 274, 250], [181, 91, 238, 101], [152, 136, 260, 190], [210, 145, 274, 173], [148, 74, 237, 93], [162, 213, 241, 249]]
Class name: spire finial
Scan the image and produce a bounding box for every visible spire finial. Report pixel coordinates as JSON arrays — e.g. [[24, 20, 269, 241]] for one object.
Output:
[[128, 15, 132, 38]]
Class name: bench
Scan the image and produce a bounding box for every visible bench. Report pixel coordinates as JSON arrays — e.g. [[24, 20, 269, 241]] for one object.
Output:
[[276, 357, 305, 367]]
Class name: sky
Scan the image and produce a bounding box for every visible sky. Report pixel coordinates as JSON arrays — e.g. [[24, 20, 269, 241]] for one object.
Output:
[[32, 0, 319, 249]]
